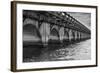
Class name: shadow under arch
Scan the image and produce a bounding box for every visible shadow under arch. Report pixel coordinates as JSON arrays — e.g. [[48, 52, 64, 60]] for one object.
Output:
[[77, 31, 80, 41], [23, 24, 44, 60], [63, 29, 69, 46], [50, 28, 59, 38], [48, 28, 61, 50], [71, 30, 76, 43], [23, 24, 41, 39]]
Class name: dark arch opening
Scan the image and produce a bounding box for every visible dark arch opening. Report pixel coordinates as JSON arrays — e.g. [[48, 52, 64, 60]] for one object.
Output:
[[64, 30, 69, 39], [23, 24, 41, 39], [72, 31, 75, 42], [77, 32, 80, 40], [63, 30, 69, 46], [23, 24, 43, 60], [48, 28, 61, 50], [50, 28, 59, 38]]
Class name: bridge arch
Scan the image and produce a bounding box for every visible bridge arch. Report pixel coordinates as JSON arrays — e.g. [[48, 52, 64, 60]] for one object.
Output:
[[50, 27, 59, 40], [64, 28, 69, 40], [68, 29, 74, 42], [63, 28, 69, 45], [23, 18, 39, 28], [48, 25, 61, 47], [71, 30, 76, 42], [23, 23, 43, 58], [77, 31, 80, 40], [23, 24, 41, 42], [50, 25, 59, 39]]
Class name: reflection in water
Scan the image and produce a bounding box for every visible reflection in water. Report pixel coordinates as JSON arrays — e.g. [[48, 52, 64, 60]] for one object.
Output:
[[23, 39, 91, 62]]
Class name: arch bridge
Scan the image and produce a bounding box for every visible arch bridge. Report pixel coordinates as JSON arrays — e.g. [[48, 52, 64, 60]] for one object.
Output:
[[23, 10, 91, 58]]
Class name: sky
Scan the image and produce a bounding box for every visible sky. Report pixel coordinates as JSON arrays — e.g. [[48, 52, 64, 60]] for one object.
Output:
[[67, 12, 91, 30]]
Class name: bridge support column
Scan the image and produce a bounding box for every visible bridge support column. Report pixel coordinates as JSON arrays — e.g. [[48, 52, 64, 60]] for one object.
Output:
[[59, 27, 64, 44], [68, 29, 74, 43], [63, 28, 69, 46], [39, 22, 50, 46], [75, 31, 77, 41]]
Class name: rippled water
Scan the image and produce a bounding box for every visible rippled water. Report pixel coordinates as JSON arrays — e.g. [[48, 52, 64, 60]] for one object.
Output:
[[24, 39, 91, 62]]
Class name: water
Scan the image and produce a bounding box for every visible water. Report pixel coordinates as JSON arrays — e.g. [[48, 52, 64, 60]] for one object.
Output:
[[23, 39, 91, 62]]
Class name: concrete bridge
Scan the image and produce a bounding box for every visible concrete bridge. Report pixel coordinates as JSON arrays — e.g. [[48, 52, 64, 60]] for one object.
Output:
[[23, 10, 91, 59]]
